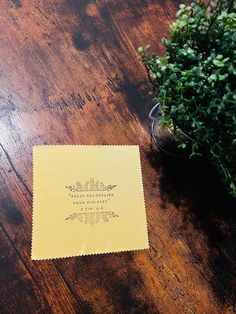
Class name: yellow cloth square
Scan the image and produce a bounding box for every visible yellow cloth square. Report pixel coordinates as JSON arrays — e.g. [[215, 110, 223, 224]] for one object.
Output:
[[31, 145, 149, 260]]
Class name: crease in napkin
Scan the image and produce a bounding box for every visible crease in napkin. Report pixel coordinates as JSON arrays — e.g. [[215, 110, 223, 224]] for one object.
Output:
[[31, 145, 149, 260]]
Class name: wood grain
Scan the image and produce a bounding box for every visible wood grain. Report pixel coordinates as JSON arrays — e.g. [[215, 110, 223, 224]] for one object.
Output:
[[0, 0, 235, 313]]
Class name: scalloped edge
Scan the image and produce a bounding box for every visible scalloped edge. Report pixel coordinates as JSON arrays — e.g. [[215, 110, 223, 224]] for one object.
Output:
[[32, 144, 141, 147], [31, 146, 35, 261], [137, 145, 150, 249], [31, 144, 149, 261], [31, 246, 149, 261]]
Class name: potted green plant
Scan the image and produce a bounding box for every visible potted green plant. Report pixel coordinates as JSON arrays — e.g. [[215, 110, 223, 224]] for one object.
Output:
[[139, 0, 236, 197]]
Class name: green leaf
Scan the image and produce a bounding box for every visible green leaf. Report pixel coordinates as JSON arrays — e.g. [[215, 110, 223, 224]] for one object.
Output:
[[137, 45, 150, 53], [213, 59, 225, 67], [178, 143, 187, 148]]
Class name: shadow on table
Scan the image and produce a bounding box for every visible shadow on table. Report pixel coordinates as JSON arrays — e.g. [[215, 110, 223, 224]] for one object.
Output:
[[73, 252, 157, 313], [147, 144, 236, 308]]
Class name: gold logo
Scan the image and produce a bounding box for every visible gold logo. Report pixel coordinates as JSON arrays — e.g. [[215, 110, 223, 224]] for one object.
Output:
[[65, 178, 119, 226], [65, 178, 116, 192]]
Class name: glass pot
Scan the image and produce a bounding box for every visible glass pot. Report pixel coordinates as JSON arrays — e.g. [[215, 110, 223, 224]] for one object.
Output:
[[149, 103, 195, 157]]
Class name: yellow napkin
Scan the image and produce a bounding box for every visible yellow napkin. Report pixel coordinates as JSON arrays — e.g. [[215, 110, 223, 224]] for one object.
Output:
[[31, 145, 149, 260]]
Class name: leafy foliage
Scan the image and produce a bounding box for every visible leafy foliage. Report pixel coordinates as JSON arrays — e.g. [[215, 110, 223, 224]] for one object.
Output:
[[139, 0, 236, 197]]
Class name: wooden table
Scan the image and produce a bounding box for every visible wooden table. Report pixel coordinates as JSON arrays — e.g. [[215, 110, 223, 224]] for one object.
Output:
[[0, 0, 235, 313]]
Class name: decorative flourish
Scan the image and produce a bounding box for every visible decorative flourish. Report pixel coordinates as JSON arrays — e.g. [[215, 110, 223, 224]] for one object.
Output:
[[65, 211, 119, 227], [65, 178, 116, 192]]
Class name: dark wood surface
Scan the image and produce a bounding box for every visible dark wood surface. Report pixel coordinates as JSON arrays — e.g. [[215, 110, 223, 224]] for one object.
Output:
[[0, 0, 235, 313]]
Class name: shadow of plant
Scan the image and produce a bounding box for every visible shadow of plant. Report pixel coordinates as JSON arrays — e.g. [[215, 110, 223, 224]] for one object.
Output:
[[114, 75, 152, 123], [147, 144, 236, 308]]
